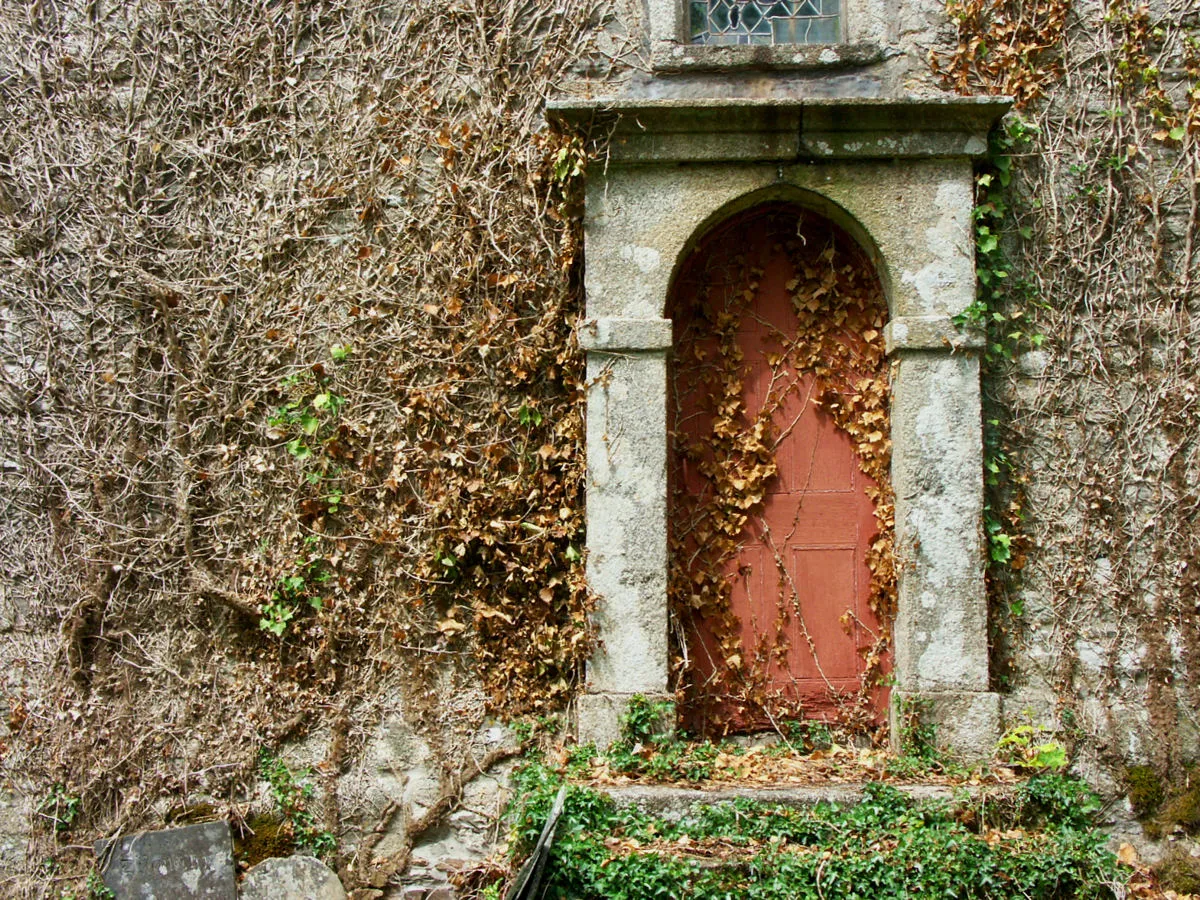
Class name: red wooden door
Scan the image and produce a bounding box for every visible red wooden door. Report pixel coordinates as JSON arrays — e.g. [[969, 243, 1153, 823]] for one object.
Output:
[[670, 205, 890, 735]]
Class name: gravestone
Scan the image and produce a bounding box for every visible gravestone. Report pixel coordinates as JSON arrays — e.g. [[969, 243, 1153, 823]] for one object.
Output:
[[94, 820, 235, 899]]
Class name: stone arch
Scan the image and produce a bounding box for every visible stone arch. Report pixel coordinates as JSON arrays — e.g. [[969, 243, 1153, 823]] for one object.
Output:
[[664, 186, 894, 321], [583, 163, 971, 326]]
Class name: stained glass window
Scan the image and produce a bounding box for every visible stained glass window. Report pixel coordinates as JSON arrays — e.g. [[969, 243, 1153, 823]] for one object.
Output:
[[690, 0, 841, 45]]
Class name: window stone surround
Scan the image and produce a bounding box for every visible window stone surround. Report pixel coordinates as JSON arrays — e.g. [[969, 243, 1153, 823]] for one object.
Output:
[[646, 0, 893, 72], [548, 95, 1010, 760]]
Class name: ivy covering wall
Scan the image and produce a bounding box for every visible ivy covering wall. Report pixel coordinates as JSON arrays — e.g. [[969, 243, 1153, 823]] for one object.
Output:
[[0, 0, 636, 890]]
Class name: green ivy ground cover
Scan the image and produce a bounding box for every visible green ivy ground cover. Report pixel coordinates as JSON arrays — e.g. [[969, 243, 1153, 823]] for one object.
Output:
[[502, 763, 1121, 900]]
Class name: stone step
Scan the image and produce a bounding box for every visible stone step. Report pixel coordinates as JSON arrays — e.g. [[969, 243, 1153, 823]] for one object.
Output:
[[598, 782, 1012, 821]]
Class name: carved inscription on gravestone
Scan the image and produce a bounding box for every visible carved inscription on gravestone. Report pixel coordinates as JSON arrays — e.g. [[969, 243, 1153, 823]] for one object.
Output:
[[94, 820, 235, 899]]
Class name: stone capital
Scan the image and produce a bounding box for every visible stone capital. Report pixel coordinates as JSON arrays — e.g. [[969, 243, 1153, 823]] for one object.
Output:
[[577, 317, 674, 352], [885, 315, 985, 354]]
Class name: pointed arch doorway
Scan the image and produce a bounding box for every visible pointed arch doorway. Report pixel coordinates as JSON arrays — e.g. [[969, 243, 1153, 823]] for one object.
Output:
[[668, 203, 893, 736]]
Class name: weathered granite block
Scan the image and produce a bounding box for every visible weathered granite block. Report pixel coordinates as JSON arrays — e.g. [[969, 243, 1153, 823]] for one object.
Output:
[[891, 689, 1001, 762], [239, 855, 346, 900]]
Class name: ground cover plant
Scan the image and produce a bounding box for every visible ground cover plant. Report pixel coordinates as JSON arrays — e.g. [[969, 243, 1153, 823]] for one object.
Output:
[[456, 699, 1184, 899], [491, 762, 1124, 900], [560, 695, 1076, 789]]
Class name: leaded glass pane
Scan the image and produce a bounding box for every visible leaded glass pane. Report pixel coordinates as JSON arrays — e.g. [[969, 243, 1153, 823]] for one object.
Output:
[[711, 2, 730, 31], [689, 0, 840, 46]]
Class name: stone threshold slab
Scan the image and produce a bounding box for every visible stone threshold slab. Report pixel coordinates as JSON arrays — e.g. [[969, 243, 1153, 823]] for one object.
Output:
[[597, 782, 1016, 821]]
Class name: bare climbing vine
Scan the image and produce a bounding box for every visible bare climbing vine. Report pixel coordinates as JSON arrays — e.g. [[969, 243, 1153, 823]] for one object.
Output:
[[931, 0, 1072, 105], [933, 0, 1200, 795], [0, 0, 646, 892]]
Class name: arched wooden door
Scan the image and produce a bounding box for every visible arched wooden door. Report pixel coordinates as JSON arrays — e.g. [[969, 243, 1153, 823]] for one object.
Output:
[[669, 204, 893, 736]]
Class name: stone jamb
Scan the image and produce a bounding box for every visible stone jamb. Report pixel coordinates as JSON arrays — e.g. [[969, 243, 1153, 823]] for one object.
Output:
[[576, 317, 675, 745]]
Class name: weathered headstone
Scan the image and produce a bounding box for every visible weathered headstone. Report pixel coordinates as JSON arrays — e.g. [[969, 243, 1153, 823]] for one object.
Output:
[[94, 820, 235, 899], [239, 855, 347, 900]]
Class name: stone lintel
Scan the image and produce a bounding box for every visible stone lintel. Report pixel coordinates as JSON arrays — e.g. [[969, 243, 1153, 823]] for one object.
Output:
[[891, 690, 1001, 762], [577, 691, 674, 749], [546, 96, 1011, 164], [885, 315, 984, 355], [609, 129, 802, 163], [578, 317, 673, 352], [799, 129, 988, 160]]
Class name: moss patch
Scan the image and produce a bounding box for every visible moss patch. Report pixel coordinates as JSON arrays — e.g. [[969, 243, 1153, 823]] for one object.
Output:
[[1141, 768, 1200, 839], [1125, 765, 1164, 817], [233, 813, 295, 869], [1161, 782, 1200, 833]]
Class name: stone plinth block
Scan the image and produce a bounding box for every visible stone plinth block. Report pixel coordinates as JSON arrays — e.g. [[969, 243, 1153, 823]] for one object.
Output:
[[885, 315, 984, 354], [891, 689, 1001, 762], [577, 691, 674, 749], [577, 317, 673, 352], [240, 855, 346, 900], [94, 820, 235, 899]]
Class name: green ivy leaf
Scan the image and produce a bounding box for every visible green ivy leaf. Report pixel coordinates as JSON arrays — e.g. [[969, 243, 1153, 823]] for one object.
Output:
[[1032, 743, 1068, 770], [517, 403, 543, 427], [990, 532, 1012, 563]]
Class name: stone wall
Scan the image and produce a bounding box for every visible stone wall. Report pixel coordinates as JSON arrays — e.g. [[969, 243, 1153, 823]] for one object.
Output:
[[985, 0, 1200, 796], [0, 0, 1197, 893]]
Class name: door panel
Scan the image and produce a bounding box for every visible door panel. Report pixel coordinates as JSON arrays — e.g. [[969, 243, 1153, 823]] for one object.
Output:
[[669, 204, 890, 735]]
